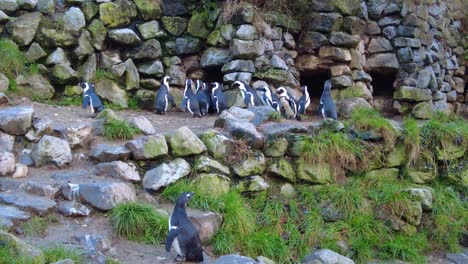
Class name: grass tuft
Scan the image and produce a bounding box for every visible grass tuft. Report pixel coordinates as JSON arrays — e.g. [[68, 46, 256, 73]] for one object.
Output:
[[110, 202, 168, 245], [95, 69, 114, 81], [267, 111, 283, 122], [379, 233, 429, 263], [43, 245, 83, 264], [0, 39, 26, 79], [103, 118, 139, 140], [21, 215, 57, 237]]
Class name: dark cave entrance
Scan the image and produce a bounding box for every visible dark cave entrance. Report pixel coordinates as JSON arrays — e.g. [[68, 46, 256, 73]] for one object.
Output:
[[203, 66, 224, 83], [370, 71, 396, 114], [300, 69, 331, 113]]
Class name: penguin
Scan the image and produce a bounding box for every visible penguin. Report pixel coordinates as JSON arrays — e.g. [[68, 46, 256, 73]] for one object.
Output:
[[182, 79, 202, 118], [277, 87, 299, 120], [155, 76, 176, 115], [195, 80, 209, 116], [233, 81, 263, 107], [319, 80, 338, 120], [297, 85, 310, 115], [256, 86, 281, 112], [166, 192, 204, 262], [80, 81, 105, 117], [211, 82, 227, 114]]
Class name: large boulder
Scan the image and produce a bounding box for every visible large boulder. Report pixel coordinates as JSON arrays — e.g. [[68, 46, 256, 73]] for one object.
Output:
[[74, 31, 94, 60], [32, 135, 72, 167], [138, 60, 164, 78], [169, 127, 207, 156], [199, 129, 235, 160], [35, 16, 78, 48], [15, 74, 55, 100], [96, 161, 140, 182], [5, 12, 42, 46], [0, 231, 44, 262], [78, 182, 137, 211], [0, 204, 31, 222], [0, 106, 34, 136], [125, 135, 168, 160], [336, 98, 371, 118], [143, 158, 191, 191], [99, 0, 137, 28], [231, 152, 266, 177], [231, 39, 265, 59], [187, 12, 210, 38], [95, 78, 128, 108], [0, 152, 15, 176], [302, 249, 354, 264]]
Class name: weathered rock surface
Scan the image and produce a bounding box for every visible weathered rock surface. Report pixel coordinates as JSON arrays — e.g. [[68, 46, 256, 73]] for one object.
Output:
[[193, 173, 230, 197], [128, 116, 155, 135], [0, 151, 15, 176], [302, 249, 355, 264], [195, 156, 230, 175], [0, 107, 34, 136], [125, 135, 168, 160], [231, 152, 266, 177], [31, 135, 72, 167], [57, 201, 91, 217], [77, 182, 137, 211], [236, 175, 269, 192], [96, 161, 140, 182], [213, 254, 257, 264], [169, 127, 206, 156], [143, 158, 191, 191], [89, 144, 131, 162], [200, 130, 235, 160], [0, 192, 56, 214], [0, 231, 44, 262]]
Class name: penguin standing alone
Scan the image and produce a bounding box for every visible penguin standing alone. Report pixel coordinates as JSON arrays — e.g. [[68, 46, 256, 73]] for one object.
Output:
[[297, 85, 310, 115], [155, 76, 176, 115], [196, 80, 209, 116], [319, 80, 338, 120], [277, 87, 299, 120], [80, 81, 105, 117], [182, 79, 202, 117], [211, 82, 227, 114], [233, 81, 263, 107], [166, 192, 204, 262]]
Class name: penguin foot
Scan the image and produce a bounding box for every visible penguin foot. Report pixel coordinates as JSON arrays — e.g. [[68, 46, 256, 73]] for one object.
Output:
[[175, 255, 185, 262]]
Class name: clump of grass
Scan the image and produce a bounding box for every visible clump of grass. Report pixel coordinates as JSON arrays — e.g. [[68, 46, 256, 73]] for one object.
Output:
[[0, 243, 39, 264], [109, 202, 168, 244], [301, 132, 365, 173], [127, 97, 139, 110], [242, 229, 289, 262], [103, 118, 139, 140], [0, 39, 26, 79], [58, 96, 82, 106], [162, 179, 224, 211], [267, 111, 283, 122], [7, 79, 19, 94], [349, 107, 397, 151], [403, 118, 422, 167], [94, 69, 114, 81], [43, 245, 83, 264], [379, 233, 429, 263], [105, 258, 121, 264], [25, 63, 40, 76], [21, 215, 57, 236]]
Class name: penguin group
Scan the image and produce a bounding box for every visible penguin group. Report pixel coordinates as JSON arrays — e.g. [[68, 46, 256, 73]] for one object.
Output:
[[81, 75, 338, 121]]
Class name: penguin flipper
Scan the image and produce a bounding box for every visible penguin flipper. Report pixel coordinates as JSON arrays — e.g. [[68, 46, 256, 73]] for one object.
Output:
[[165, 229, 179, 252], [82, 95, 90, 109]]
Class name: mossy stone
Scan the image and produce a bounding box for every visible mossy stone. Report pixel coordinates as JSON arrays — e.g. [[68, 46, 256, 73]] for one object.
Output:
[[231, 152, 266, 177], [264, 137, 288, 157], [161, 16, 188, 36], [134, 0, 162, 20], [236, 176, 269, 192], [195, 155, 230, 175], [82, 2, 99, 22], [295, 160, 332, 184], [412, 102, 436, 119], [193, 173, 230, 198], [207, 30, 226, 46], [99, 0, 137, 28], [187, 12, 210, 38], [142, 135, 168, 158], [253, 68, 297, 87], [267, 158, 296, 182], [448, 160, 468, 188], [169, 126, 207, 156], [407, 168, 436, 184], [199, 129, 234, 160], [366, 168, 399, 180], [287, 135, 312, 157], [435, 141, 465, 161], [51, 64, 79, 85], [220, 24, 235, 41], [64, 85, 82, 96], [87, 19, 107, 50], [386, 144, 405, 167]]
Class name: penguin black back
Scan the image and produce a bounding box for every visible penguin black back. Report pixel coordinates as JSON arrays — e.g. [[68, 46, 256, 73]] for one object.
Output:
[[211, 82, 227, 114], [183, 79, 202, 117], [233, 81, 263, 107], [166, 192, 204, 262], [155, 76, 175, 115], [297, 85, 310, 115], [319, 80, 338, 120], [196, 80, 209, 116]]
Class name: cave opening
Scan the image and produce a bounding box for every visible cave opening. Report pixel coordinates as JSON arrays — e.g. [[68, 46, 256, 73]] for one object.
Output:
[[370, 71, 397, 114], [203, 66, 224, 83], [299, 69, 331, 113]]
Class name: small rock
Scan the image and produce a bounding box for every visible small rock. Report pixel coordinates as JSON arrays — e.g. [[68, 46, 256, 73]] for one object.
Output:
[[54, 124, 92, 149], [195, 156, 230, 175], [236, 175, 269, 192], [128, 116, 155, 135], [0, 151, 15, 176], [0, 204, 31, 222], [0, 131, 14, 153], [225, 119, 264, 149], [302, 249, 355, 264], [143, 158, 191, 191], [231, 152, 266, 177], [186, 208, 223, 244], [25, 117, 53, 142], [267, 158, 295, 182], [280, 183, 295, 198], [74, 234, 111, 252], [32, 135, 72, 167], [406, 188, 432, 211], [193, 173, 230, 197], [264, 138, 288, 157], [96, 161, 140, 182], [199, 130, 235, 160], [235, 24, 257, 40], [89, 144, 131, 162], [25, 181, 58, 198], [57, 201, 91, 217], [0, 106, 35, 136], [12, 163, 28, 178]]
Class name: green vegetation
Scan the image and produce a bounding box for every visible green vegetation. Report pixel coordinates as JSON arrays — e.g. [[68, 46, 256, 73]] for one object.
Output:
[[267, 111, 283, 122], [43, 245, 83, 264], [104, 97, 139, 111], [21, 215, 58, 237], [0, 244, 38, 264], [103, 118, 139, 140], [95, 69, 114, 81], [0, 39, 26, 80], [110, 202, 168, 244], [105, 258, 121, 264]]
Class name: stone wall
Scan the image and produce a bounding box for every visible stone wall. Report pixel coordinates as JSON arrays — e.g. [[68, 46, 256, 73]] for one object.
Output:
[[0, 0, 466, 117]]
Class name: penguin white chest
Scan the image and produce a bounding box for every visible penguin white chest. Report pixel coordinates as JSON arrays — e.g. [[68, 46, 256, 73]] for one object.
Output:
[[173, 237, 183, 256]]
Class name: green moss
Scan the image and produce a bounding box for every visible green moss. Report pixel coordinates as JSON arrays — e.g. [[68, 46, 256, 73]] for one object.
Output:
[[267, 111, 283, 122], [21, 215, 57, 237], [0, 39, 26, 80], [43, 245, 83, 264]]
